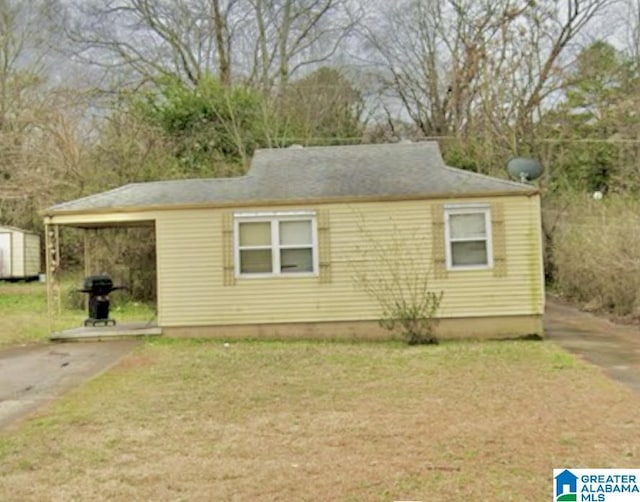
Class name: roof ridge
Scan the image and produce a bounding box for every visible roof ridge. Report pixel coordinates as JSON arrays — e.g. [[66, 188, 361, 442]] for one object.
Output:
[[127, 175, 248, 186], [253, 140, 440, 154], [441, 164, 532, 189]]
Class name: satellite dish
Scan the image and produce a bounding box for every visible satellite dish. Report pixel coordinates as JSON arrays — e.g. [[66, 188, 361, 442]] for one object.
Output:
[[506, 157, 543, 183]]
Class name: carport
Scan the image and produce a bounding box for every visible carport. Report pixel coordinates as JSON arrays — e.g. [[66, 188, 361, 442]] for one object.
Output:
[[42, 211, 162, 341]]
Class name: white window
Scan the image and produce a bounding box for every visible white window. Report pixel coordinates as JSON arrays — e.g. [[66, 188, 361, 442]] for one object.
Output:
[[234, 212, 317, 277], [444, 205, 492, 270]]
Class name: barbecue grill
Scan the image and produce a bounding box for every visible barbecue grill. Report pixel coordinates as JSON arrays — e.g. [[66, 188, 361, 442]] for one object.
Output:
[[78, 275, 123, 327]]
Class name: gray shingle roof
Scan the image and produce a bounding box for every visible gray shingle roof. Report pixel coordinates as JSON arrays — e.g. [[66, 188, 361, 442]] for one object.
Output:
[[45, 142, 535, 214]]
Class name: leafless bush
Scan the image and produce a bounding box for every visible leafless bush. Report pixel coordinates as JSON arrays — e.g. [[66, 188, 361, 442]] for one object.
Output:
[[352, 218, 443, 344], [550, 194, 640, 317]]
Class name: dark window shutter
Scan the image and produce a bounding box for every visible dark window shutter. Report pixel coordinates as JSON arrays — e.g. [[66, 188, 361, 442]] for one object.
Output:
[[431, 203, 447, 279], [317, 208, 331, 283], [222, 211, 236, 286], [491, 202, 507, 277]]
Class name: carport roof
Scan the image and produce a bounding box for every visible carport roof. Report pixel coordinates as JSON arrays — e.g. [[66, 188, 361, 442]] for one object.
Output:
[[43, 142, 536, 216]]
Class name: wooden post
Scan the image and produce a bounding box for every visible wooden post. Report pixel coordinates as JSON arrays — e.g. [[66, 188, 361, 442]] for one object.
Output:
[[45, 222, 61, 336], [84, 230, 91, 277], [54, 224, 61, 316], [45, 222, 52, 334]]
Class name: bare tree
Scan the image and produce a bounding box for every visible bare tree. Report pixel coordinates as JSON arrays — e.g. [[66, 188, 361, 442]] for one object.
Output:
[[66, 0, 241, 87], [0, 1, 89, 225], [66, 0, 357, 92], [364, 0, 614, 156], [0, 88, 93, 228], [621, 0, 640, 62], [243, 0, 359, 92], [0, 0, 63, 129]]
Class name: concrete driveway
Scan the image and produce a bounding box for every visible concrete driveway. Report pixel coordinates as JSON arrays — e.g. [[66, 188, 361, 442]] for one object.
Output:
[[545, 298, 640, 392], [0, 340, 139, 429]]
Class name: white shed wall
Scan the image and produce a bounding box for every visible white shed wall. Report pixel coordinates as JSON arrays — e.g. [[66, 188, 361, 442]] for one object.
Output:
[[24, 234, 41, 276], [0, 226, 41, 278], [0, 232, 11, 277], [12, 232, 24, 276]]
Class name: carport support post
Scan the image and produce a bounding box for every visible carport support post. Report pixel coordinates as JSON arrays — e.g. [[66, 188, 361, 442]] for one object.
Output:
[[44, 222, 61, 334], [83, 230, 95, 312], [83, 228, 99, 277]]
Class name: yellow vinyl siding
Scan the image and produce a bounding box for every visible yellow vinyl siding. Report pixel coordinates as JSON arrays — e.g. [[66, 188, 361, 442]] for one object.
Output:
[[154, 195, 544, 327], [433, 196, 544, 317], [155, 211, 219, 326]]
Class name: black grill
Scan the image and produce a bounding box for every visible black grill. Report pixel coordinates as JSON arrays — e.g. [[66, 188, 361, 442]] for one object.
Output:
[[78, 275, 122, 327]]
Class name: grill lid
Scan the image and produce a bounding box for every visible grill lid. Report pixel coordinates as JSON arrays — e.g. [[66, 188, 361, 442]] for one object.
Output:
[[80, 275, 115, 294]]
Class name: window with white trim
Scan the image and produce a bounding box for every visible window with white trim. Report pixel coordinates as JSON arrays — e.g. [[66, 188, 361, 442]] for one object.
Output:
[[234, 212, 317, 276], [444, 205, 492, 269]]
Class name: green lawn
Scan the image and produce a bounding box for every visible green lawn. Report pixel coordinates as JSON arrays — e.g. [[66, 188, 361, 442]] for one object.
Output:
[[0, 337, 639, 500], [0, 281, 155, 346]]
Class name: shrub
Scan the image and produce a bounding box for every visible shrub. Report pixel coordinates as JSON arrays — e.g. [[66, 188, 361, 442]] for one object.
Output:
[[377, 290, 443, 345], [549, 194, 640, 317], [352, 219, 444, 344]]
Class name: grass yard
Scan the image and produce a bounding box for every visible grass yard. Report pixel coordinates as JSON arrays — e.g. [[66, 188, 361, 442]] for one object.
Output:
[[0, 281, 155, 346], [1, 338, 639, 500], [0, 282, 75, 346]]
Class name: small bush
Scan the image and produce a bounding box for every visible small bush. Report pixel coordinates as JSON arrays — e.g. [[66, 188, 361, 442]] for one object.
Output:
[[352, 217, 444, 345], [378, 293, 443, 345]]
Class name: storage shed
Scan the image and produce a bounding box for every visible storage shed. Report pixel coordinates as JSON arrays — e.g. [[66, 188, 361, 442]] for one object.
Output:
[[0, 226, 41, 280], [42, 142, 545, 340]]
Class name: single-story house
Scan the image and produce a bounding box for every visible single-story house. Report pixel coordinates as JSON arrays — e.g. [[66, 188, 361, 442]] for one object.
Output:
[[42, 142, 544, 339]]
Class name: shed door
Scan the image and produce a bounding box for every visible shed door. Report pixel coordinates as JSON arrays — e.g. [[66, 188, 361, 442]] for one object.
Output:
[[0, 233, 11, 277]]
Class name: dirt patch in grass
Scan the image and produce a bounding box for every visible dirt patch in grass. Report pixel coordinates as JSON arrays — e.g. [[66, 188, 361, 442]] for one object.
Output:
[[110, 354, 156, 373], [0, 339, 638, 500]]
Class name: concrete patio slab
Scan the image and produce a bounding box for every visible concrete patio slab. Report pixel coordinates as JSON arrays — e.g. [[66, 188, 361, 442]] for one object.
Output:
[[50, 321, 162, 342]]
